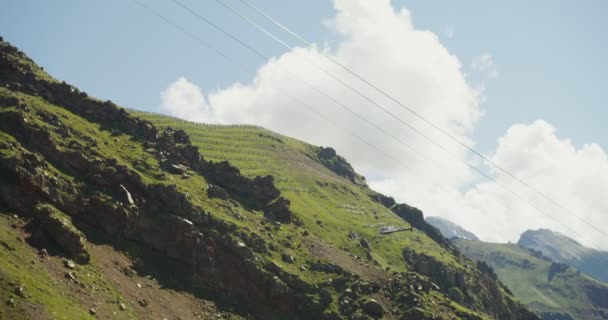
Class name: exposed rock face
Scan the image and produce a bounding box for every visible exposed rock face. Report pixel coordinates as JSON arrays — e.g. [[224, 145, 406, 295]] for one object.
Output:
[[402, 248, 539, 320], [547, 262, 569, 282], [0, 123, 305, 318], [389, 202, 453, 250], [368, 191, 454, 250], [205, 161, 292, 222], [368, 192, 396, 208], [315, 147, 365, 185], [206, 184, 229, 200], [0, 40, 294, 226], [0, 38, 542, 320], [359, 238, 371, 250], [0, 39, 307, 319], [34, 203, 90, 264], [361, 298, 384, 318]]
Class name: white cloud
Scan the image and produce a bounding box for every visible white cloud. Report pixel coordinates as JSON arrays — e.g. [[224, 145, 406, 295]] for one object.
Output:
[[461, 120, 608, 249], [160, 77, 214, 122], [472, 54, 499, 79], [159, 0, 607, 250], [163, 0, 483, 189]]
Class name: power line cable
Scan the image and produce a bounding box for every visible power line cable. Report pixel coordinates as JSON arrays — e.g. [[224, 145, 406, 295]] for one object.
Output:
[[221, 0, 608, 241], [168, 0, 596, 245], [129, 0, 503, 233], [132, 0, 595, 245]]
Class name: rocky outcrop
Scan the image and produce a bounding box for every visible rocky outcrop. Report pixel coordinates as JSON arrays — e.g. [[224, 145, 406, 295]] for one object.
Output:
[[391, 202, 453, 249], [402, 248, 540, 320], [586, 282, 608, 309], [315, 147, 366, 185], [34, 203, 90, 263], [368, 191, 454, 249], [0, 39, 293, 225], [206, 184, 229, 200], [0, 38, 545, 320], [361, 298, 384, 318], [368, 192, 396, 208], [0, 128, 310, 319], [0, 39, 304, 318], [547, 262, 569, 282]]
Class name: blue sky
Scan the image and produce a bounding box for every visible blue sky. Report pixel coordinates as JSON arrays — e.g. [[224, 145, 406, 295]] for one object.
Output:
[[2, 0, 608, 247], [2, 0, 606, 152]]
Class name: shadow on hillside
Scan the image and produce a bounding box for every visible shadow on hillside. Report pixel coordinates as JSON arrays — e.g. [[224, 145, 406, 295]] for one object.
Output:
[[79, 222, 251, 319]]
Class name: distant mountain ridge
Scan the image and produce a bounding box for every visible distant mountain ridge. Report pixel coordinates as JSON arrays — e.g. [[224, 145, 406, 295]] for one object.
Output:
[[425, 216, 479, 240], [425, 217, 608, 319], [518, 229, 608, 283], [455, 239, 608, 320]]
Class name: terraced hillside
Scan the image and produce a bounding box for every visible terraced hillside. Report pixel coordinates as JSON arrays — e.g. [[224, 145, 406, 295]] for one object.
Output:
[[132, 114, 455, 273], [134, 114, 539, 319], [455, 239, 608, 320], [0, 37, 540, 319]]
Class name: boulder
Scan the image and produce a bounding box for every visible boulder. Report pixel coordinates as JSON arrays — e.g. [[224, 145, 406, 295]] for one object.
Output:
[[281, 253, 296, 264], [319, 288, 333, 307], [267, 197, 293, 223], [207, 184, 229, 200], [167, 163, 189, 174], [361, 299, 384, 318], [360, 238, 371, 250]]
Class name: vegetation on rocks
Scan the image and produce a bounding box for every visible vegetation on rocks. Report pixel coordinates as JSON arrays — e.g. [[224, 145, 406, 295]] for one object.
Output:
[[0, 37, 541, 319]]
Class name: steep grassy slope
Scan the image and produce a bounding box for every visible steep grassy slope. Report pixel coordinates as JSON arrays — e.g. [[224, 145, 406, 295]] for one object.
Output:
[[0, 207, 245, 320], [0, 37, 540, 319], [134, 113, 539, 319], [455, 239, 608, 320], [131, 115, 456, 273], [519, 229, 608, 283]]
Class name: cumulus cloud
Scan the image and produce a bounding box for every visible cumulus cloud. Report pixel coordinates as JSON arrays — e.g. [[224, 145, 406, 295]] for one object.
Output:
[[164, 0, 483, 189], [462, 120, 608, 249], [471, 54, 499, 79], [160, 0, 607, 250], [160, 77, 214, 122]]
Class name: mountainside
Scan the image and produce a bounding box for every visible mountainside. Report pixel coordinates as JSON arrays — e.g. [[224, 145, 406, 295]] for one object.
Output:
[[455, 239, 608, 320], [0, 38, 540, 319], [425, 216, 479, 241], [518, 229, 608, 283]]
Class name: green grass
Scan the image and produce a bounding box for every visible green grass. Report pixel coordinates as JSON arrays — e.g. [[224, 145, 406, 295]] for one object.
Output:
[[131, 112, 501, 318], [134, 112, 461, 274], [455, 239, 608, 319], [0, 36, 536, 318], [0, 212, 130, 320]]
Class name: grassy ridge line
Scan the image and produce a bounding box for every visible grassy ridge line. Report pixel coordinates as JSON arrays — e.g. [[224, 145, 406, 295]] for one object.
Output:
[[0, 36, 537, 318], [134, 111, 462, 270], [455, 239, 608, 319]]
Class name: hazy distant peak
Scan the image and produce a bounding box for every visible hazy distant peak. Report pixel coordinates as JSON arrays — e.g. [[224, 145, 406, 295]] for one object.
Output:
[[426, 216, 479, 241], [518, 228, 608, 283]]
